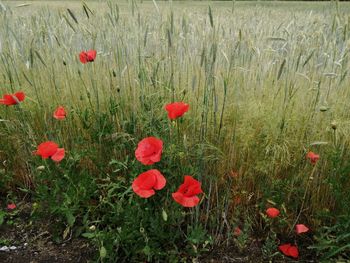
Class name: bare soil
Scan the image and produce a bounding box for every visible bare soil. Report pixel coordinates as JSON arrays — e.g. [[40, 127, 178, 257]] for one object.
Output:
[[0, 203, 95, 263]]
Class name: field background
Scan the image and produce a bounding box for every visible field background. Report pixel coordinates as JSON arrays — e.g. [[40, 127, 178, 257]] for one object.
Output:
[[4, 0, 350, 11], [1, 0, 350, 261]]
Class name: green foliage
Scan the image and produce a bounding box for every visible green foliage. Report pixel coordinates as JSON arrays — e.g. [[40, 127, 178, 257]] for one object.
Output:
[[312, 215, 350, 261], [262, 232, 278, 259], [310, 148, 350, 261]]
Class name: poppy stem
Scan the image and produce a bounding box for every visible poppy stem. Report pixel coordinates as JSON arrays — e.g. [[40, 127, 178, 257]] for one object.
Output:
[[176, 119, 180, 143], [289, 164, 317, 235]]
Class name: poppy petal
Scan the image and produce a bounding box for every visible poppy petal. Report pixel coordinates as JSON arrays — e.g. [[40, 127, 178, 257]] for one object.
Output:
[[79, 52, 88, 64], [135, 137, 163, 165], [266, 207, 280, 218], [3, 95, 16, 105], [306, 151, 319, 164], [86, 50, 97, 61], [0, 92, 25, 105], [279, 244, 292, 256], [132, 171, 158, 198], [172, 192, 200, 207], [165, 102, 189, 120], [53, 106, 67, 120], [153, 170, 166, 190], [132, 187, 155, 198], [36, 141, 59, 158], [287, 246, 299, 258], [51, 148, 65, 162], [14, 92, 25, 102], [183, 176, 203, 196], [295, 224, 309, 234], [7, 203, 16, 210], [132, 171, 156, 190]]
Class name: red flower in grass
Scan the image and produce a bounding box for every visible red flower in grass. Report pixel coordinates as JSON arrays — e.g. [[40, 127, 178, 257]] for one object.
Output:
[[172, 176, 203, 207], [53, 106, 67, 120], [35, 141, 65, 162], [132, 169, 166, 198], [135, 137, 163, 165], [234, 196, 241, 205], [234, 227, 242, 236], [278, 243, 299, 259], [79, 50, 97, 64], [7, 203, 16, 210], [306, 151, 319, 165], [266, 207, 280, 218], [0, 92, 25, 106], [165, 102, 189, 120], [295, 224, 309, 234]]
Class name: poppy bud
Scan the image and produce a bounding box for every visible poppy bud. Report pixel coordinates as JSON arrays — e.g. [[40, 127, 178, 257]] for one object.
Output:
[[162, 209, 168, 221], [37, 165, 45, 171], [33, 202, 38, 209], [331, 121, 337, 130], [319, 106, 329, 112]]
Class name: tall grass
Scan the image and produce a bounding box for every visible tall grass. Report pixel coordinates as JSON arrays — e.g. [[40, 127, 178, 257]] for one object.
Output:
[[1, 0, 350, 260]]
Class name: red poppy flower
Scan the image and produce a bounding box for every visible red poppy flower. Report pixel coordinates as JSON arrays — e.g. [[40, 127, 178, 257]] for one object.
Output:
[[165, 102, 189, 120], [234, 227, 242, 236], [0, 91, 25, 106], [234, 196, 241, 205], [306, 151, 319, 165], [79, 50, 97, 64], [132, 169, 166, 198], [53, 106, 67, 120], [172, 176, 203, 207], [295, 224, 309, 234], [35, 141, 65, 162], [135, 137, 163, 165], [278, 243, 299, 259], [266, 207, 280, 218], [7, 203, 16, 210], [230, 171, 239, 178]]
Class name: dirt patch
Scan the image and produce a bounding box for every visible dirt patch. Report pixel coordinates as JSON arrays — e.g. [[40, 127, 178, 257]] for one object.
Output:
[[0, 203, 95, 263], [199, 240, 263, 263], [0, 239, 94, 263], [199, 239, 317, 263]]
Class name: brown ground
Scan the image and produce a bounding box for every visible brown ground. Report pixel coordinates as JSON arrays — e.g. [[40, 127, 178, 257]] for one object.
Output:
[[0, 203, 95, 263], [0, 239, 94, 263]]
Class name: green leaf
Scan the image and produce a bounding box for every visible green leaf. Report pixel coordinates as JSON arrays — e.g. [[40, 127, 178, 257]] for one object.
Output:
[[65, 211, 75, 227], [82, 232, 95, 239], [0, 211, 4, 225]]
